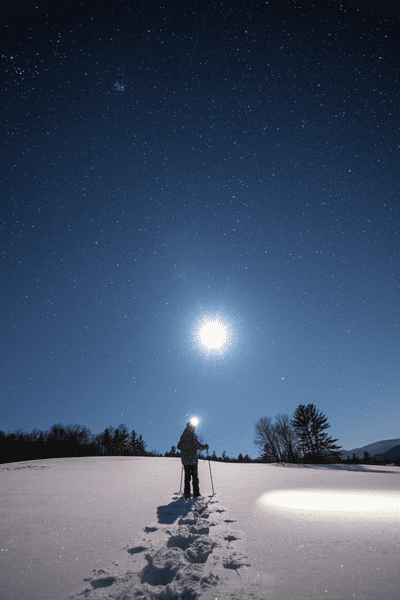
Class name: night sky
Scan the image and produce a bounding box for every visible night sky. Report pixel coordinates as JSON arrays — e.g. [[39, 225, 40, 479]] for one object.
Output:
[[1, 1, 399, 459]]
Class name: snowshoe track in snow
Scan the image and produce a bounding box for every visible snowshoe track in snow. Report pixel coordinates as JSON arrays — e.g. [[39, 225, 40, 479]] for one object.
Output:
[[66, 492, 263, 600]]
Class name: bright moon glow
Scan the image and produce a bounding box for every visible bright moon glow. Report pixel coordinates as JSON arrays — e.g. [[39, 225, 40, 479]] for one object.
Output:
[[188, 309, 240, 363], [198, 319, 228, 351], [258, 490, 400, 521]]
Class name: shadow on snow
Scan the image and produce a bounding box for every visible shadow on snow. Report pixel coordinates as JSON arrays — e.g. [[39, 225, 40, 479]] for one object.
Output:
[[157, 494, 213, 524]]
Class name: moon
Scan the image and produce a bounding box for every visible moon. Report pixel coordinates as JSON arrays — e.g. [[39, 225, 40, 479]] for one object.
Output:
[[186, 308, 241, 364], [198, 319, 228, 351]]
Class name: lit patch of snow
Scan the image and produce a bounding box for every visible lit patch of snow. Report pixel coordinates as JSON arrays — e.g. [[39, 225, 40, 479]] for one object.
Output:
[[258, 489, 400, 521]]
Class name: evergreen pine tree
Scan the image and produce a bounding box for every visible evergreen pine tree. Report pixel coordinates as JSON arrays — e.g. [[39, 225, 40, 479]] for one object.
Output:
[[114, 424, 129, 456], [100, 428, 113, 455], [129, 429, 138, 455], [291, 404, 342, 463], [136, 434, 147, 456]]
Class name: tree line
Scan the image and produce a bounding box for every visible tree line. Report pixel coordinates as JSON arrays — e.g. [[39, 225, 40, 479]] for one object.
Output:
[[2, 406, 398, 466], [164, 445, 253, 463], [0, 423, 148, 464], [254, 403, 343, 464], [343, 451, 400, 466]]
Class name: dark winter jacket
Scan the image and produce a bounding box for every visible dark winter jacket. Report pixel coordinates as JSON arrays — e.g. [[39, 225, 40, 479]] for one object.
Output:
[[177, 425, 207, 466]]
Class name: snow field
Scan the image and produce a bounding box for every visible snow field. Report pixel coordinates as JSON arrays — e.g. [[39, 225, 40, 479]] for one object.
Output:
[[1, 457, 400, 600]]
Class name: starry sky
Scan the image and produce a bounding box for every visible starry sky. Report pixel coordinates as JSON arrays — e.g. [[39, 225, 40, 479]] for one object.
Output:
[[1, 0, 399, 459]]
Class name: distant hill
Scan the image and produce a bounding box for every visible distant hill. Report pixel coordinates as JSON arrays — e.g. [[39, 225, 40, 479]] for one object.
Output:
[[374, 444, 400, 461], [340, 438, 400, 460]]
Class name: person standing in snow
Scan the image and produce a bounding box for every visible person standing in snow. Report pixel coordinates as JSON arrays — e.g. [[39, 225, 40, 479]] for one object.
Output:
[[177, 420, 209, 499]]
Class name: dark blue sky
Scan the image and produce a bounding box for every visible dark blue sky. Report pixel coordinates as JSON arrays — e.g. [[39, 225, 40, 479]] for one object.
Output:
[[1, 0, 399, 458]]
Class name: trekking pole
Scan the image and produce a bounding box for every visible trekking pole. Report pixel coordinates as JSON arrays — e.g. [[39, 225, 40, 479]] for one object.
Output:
[[179, 464, 183, 494], [208, 458, 215, 495]]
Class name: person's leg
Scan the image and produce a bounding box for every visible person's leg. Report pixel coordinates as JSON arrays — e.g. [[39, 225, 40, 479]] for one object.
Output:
[[184, 466, 191, 498], [193, 464, 200, 497]]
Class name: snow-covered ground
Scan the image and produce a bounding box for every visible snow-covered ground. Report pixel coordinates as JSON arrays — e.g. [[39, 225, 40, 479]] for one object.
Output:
[[1, 457, 400, 600]]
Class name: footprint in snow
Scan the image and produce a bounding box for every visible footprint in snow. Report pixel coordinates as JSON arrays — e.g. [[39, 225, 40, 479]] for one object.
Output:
[[127, 546, 147, 555], [67, 495, 251, 599], [224, 534, 240, 542], [90, 575, 116, 589], [223, 553, 251, 571]]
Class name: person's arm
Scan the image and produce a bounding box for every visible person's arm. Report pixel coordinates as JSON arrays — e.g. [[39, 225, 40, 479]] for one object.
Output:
[[195, 434, 208, 452]]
